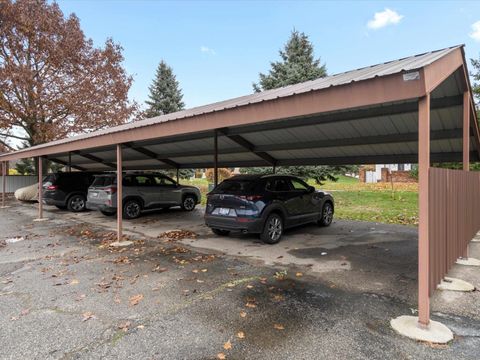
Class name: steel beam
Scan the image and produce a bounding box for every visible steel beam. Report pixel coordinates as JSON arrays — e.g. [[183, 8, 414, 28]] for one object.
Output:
[[223, 95, 463, 136], [463, 92, 470, 171], [123, 143, 178, 168], [219, 130, 276, 165], [116, 145, 123, 242], [214, 130, 218, 187], [38, 157, 44, 220], [418, 94, 431, 327], [72, 151, 116, 169], [46, 157, 86, 171], [2, 162, 5, 208], [123, 129, 463, 160]]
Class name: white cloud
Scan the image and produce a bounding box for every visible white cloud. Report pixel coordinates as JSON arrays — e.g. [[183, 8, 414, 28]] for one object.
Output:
[[367, 8, 404, 30], [200, 46, 216, 55], [470, 21, 480, 41]]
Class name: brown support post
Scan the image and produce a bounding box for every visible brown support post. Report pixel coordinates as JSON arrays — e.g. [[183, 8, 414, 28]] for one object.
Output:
[[176, 168, 179, 184], [214, 130, 218, 187], [38, 157, 44, 220], [2, 162, 6, 208], [116, 145, 123, 243], [418, 94, 431, 328], [68, 152, 72, 172], [272, 165, 276, 174], [462, 92, 470, 259]]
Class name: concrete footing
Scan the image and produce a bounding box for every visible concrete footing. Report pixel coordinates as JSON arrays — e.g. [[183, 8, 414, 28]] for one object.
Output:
[[437, 277, 475, 292], [391, 316, 453, 344], [33, 218, 49, 222], [110, 241, 133, 248], [0, 206, 11, 209], [456, 257, 480, 266]]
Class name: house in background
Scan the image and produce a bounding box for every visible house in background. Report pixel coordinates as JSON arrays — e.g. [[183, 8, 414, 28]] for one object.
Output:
[[359, 164, 415, 183]]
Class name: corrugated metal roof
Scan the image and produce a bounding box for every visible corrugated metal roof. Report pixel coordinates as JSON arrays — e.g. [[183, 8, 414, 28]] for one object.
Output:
[[0, 45, 462, 157]]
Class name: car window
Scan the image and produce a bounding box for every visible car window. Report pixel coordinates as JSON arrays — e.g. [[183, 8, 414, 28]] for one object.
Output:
[[153, 176, 176, 186], [290, 179, 309, 191], [215, 180, 255, 193], [134, 175, 153, 186], [265, 178, 290, 192], [123, 175, 135, 187], [92, 176, 115, 187]]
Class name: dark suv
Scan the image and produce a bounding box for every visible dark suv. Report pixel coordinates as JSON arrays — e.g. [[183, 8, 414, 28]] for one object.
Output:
[[205, 174, 334, 244], [42, 172, 98, 212]]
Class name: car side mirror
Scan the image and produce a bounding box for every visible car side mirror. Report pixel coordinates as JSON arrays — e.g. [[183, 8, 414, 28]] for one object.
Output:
[[307, 186, 315, 193]]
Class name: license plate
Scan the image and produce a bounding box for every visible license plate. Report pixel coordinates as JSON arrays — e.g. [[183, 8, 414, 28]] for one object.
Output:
[[218, 208, 230, 216]]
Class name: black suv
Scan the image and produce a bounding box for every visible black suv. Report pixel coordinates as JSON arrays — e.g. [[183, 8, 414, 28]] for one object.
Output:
[[205, 174, 334, 244], [42, 172, 98, 212]]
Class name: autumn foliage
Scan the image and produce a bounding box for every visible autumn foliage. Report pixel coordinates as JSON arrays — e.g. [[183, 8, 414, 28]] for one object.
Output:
[[0, 0, 137, 149]]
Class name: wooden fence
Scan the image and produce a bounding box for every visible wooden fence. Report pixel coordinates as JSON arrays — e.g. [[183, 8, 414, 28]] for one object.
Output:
[[429, 167, 480, 295]]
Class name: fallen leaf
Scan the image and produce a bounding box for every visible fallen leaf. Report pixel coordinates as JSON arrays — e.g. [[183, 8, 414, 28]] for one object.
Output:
[[237, 331, 245, 339], [246, 285, 253, 289], [245, 302, 256, 308], [273, 323, 285, 330], [118, 321, 131, 332], [82, 312, 95, 322], [137, 325, 145, 329], [223, 340, 232, 350], [217, 353, 226, 360], [240, 311, 247, 318], [201, 269, 208, 273], [129, 294, 144, 306], [295, 272, 303, 277], [70, 279, 79, 285]]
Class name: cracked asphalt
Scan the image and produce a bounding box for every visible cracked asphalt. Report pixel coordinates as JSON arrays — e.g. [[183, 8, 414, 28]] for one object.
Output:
[[0, 199, 479, 359]]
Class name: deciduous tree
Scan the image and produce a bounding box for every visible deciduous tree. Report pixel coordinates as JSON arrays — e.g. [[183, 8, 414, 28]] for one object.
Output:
[[0, 0, 137, 153]]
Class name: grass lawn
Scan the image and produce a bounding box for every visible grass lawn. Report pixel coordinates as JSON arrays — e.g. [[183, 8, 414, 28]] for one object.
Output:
[[183, 175, 419, 226]]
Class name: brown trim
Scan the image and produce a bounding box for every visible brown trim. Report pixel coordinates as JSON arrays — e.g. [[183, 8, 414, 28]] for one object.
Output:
[[0, 70, 427, 162], [423, 48, 464, 93]]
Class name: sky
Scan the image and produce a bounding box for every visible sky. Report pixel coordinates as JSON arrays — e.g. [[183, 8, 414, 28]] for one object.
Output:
[[55, 0, 480, 110]]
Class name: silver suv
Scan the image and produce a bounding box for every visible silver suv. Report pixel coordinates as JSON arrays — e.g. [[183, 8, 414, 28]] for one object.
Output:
[[86, 173, 201, 219]]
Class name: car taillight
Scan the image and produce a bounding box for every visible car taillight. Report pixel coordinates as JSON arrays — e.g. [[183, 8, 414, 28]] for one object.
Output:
[[46, 185, 58, 190], [105, 186, 117, 195], [239, 195, 262, 201]]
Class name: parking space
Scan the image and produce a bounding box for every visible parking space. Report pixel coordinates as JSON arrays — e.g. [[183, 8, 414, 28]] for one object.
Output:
[[1, 200, 480, 358]]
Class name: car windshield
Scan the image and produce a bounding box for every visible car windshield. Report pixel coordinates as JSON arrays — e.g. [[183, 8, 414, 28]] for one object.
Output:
[[91, 176, 115, 187], [214, 179, 255, 193]]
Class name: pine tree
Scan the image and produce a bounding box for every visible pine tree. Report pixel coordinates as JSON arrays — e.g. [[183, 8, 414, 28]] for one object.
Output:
[[248, 30, 353, 183], [471, 55, 480, 108], [145, 61, 185, 117], [253, 29, 327, 92]]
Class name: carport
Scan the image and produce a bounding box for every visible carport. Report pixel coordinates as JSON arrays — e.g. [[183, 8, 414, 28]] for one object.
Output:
[[1, 45, 479, 340]]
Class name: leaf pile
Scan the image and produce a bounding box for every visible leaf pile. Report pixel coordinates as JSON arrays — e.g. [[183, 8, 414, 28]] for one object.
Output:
[[158, 230, 197, 241]]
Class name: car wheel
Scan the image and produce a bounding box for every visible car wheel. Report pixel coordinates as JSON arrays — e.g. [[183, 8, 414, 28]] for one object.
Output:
[[260, 213, 283, 244], [318, 202, 333, 226], [212, 228, 230, 236], [67, 195, 86, 212], [101, 210, 116, 216], [181, 195, 196, 211], [123, 199, 142, 219]]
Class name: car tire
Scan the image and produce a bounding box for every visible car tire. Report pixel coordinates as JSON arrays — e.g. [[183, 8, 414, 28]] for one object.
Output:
[[123, 199, 142, 219], [260, 213, 283, 244], [55, 205, 67, 210], [101, 210, 116, 216], [67, 194, 87, 212], [181, 195, 196, 211], [212, 228, 230, 236], [318, 202, 333, 227]]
